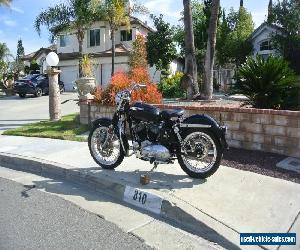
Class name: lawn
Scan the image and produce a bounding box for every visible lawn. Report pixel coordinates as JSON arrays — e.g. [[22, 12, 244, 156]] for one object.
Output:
[[3, 113, 89, 142]]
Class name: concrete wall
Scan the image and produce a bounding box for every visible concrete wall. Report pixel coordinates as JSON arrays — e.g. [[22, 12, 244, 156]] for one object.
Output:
[[79, 102, 300, 157]]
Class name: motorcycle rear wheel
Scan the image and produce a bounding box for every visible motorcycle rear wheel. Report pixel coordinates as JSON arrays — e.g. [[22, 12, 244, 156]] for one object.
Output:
[[88, 125, 124, 169], [177, 129, 222, 179]]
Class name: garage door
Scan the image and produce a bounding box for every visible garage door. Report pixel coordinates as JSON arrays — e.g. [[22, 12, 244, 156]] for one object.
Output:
[[101, 64, 128, 88], [60, 66, 79, 92]]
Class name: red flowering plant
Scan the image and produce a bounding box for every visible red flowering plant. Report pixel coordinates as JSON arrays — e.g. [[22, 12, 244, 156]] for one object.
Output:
[[94, 68, 162, 106], [93, 34, 162, 106]]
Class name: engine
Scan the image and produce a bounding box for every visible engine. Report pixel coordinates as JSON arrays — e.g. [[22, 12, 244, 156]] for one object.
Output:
[[132, 121, 160, 142], [132, 120, 171, 163]]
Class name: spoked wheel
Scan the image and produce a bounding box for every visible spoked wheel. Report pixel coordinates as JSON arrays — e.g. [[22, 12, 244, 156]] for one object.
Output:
[[177, 129, 222, 179], [88, 125, 124, 169]]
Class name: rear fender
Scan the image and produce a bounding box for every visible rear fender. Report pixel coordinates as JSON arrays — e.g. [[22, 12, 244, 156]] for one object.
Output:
[[181, 114, 228, 150]]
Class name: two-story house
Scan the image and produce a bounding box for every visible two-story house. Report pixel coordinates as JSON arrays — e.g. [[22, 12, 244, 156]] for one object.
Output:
[[251, 22, 280, 60], [56, 17, 160, 91]]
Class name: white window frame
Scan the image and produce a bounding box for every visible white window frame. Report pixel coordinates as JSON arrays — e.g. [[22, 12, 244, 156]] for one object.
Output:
[[59, 35, 69, 47], [120, 29, 133, 42], [260, 40, 273, 51], [89, 29, 101, 47]]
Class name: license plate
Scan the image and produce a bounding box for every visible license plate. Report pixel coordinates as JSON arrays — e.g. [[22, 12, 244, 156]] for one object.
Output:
[[123, 186, 163, 214]]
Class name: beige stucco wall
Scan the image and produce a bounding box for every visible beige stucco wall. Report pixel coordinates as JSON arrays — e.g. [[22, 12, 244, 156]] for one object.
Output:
[[57, 21, 144, 55]]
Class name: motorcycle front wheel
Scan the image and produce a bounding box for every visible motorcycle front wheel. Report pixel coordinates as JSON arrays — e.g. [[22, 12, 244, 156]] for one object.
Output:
[[88, 125, 124, 169], [177, 129, 222, 179]]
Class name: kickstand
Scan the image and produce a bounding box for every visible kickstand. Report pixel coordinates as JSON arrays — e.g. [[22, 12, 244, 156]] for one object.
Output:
[[140, 162, 158, 185]]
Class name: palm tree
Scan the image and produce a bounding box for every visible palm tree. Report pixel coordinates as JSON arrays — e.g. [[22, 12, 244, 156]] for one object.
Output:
[[203, 0, 220, 100], [183, 0, 200, 99], [0, 43, 12, 61], [0, 0, 12, 6], [92, 0, 147, 76], [0, 43, 12, 90], [35, 0, 95, 77]]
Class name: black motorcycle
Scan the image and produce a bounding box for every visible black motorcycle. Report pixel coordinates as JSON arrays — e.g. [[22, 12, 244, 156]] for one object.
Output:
[[88, 84, 228, 179]]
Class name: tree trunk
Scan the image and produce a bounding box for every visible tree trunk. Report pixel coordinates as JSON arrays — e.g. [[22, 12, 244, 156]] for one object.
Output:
[[183, 0, 199, 99], [77, 29, 84, 78], [203, 0, 220, 100], [78, 39, 83, 78], [48, 69, 62, 121], [111, 28, 115, 76]]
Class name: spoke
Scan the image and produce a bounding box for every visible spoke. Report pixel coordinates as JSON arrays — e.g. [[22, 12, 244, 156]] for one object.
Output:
[[182, 132, 217, 173], [91, 127, 121, 165]]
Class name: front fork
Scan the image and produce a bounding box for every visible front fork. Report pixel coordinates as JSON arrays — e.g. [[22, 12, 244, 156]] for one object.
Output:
[[117, 114, 130, 156]]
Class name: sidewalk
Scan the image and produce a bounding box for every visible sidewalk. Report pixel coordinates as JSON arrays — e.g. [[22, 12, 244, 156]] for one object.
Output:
[[0, 135, 299, 250]]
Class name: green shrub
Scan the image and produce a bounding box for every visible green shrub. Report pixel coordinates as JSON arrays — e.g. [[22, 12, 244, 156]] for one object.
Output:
[[158, 72, 184, 98], [234, 55, 300, 110]]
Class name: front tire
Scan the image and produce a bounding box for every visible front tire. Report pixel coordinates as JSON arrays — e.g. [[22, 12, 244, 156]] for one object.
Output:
[[177, 129, 222, 179], [19, 93, 26, 98], [88, 124, 124, 169]]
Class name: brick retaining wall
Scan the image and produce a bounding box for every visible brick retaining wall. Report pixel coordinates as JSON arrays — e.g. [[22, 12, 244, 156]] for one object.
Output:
[[79, 101, 300, 157]]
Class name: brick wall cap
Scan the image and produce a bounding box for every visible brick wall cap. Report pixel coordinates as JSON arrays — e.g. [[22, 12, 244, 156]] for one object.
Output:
[[78, 102, 300, 117], [154, 104, 300, 117]]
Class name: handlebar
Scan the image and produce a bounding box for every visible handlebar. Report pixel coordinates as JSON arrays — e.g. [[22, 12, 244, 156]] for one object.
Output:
[[130, 83, 147, 91]]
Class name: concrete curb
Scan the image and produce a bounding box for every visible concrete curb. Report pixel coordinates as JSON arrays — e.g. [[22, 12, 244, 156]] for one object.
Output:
[[0, 152, 240, 249]]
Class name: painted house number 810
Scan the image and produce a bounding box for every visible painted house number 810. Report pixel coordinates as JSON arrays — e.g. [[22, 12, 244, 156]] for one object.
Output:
[[133, 190, 147, 205]]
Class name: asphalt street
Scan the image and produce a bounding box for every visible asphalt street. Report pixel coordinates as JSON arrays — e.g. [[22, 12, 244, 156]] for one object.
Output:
[[0, 92, 79, 132], [0, 177, 152, 250]]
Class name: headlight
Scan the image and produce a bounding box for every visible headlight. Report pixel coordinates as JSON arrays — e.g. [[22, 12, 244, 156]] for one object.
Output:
[[115, 90, 130, 105], [115, 92, 122, 105]]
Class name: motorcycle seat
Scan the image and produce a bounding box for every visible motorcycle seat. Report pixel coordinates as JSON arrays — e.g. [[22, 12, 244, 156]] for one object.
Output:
[[160, 108, 185, 119]]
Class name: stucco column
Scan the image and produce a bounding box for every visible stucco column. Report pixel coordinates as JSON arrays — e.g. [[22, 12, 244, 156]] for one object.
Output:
[[47, 68, 62, 121]]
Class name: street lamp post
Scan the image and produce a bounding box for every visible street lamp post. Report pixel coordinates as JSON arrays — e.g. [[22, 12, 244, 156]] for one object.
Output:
[[46, 52, 61, 121]]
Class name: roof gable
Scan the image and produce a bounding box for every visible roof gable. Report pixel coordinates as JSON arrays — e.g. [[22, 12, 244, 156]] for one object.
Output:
[[22, 46, 56, 61], [251, 22, 280, 40]]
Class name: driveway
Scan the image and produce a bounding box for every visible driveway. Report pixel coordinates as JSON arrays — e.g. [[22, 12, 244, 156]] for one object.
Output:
[[0, 93, 79, 133]]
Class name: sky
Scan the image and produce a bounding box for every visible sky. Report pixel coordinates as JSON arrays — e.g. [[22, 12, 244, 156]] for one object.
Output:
[[0, 0, 271, 56]]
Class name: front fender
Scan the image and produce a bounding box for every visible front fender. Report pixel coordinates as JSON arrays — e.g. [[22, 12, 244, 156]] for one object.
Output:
[[181, 114, 228, 150], [92, 117, 113, 128]]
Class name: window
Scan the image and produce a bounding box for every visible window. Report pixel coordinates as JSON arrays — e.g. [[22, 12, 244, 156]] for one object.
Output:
[[60, 35, 68, 47], [36, 75, 46, 81], [120, 29, 132, 42], [260, 40, 273, 51], [89, 29, 100, 47]]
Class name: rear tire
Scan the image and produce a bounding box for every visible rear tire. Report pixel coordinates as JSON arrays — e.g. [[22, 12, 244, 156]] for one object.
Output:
[[19, 93, 26, 98], [88, 124, 124, 170], [177, 129, 222, 179]]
